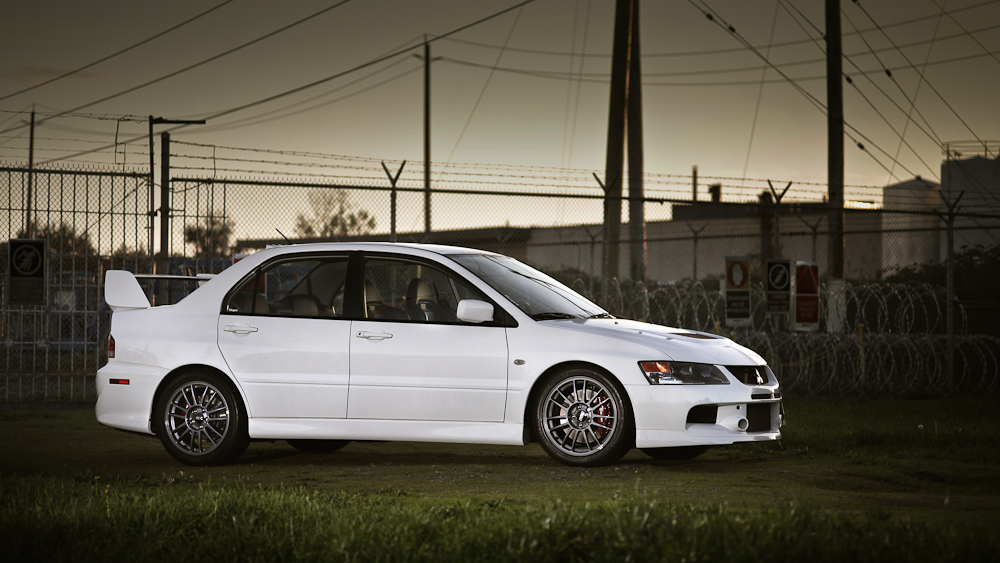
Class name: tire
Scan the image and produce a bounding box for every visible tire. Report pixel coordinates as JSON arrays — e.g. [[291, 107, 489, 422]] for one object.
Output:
[[641, 445, 709, 461], [287, 439, 350, 454], [154, 370, 250, 466], [534, 367, 634, 467]]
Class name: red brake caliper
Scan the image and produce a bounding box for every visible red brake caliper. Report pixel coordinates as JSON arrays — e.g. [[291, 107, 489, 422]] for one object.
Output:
[[593, 393, 610, 440]]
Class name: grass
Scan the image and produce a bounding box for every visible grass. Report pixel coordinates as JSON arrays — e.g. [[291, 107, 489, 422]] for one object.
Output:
[[2, 397, 999, 562]]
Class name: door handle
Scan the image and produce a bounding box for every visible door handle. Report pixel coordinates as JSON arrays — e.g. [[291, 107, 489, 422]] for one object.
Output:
[[356, 330, 392, 340], [224, 324, 259, 335]]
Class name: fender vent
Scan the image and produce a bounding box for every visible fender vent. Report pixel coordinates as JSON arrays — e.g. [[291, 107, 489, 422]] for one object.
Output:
[[686, 404, 718, 424]]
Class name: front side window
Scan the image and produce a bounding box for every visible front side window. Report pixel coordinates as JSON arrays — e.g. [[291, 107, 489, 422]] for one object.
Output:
[[450, 254, 608, 320], [362, 256, 486, 323], [225, 255, 348, 318]]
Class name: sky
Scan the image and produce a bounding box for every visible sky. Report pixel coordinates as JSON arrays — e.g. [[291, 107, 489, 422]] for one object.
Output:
[[2, 0, 999, 233]]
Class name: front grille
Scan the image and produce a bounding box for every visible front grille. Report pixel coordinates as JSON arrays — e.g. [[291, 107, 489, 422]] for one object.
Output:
[[686, 404, 718, 424], [727, 366, 769, 386], [746, 403, 772, 432]]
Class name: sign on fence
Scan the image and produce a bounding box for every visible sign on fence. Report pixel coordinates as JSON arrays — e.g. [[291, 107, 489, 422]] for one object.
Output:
[[8, 238, 46, 306], [795, 261, 820, 331], [725, 256, 751, 327], [766, 259, 791, 314]]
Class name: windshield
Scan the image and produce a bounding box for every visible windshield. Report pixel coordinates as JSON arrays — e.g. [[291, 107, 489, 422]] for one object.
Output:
[[450, 254, 609, 321]]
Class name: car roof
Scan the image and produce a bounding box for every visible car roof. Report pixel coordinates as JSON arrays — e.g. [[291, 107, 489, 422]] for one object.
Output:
[[256, 242, 502, 257]]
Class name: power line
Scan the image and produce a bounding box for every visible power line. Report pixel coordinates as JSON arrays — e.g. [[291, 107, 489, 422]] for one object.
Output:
[[779, 0, 945, 154], [887, 0, 948, 184], [689, 0, 918, 181], [183, 63, 422, 134], [436, 49, 1000, 85], [37, 0, 539, 166], [927, 0, 1000, 68], [439, 0, 1000, 58], [441, 6, 525, 173], [851, 0, 991, 156], [1, 0, 355, 137], [0, 0, 237, 102]]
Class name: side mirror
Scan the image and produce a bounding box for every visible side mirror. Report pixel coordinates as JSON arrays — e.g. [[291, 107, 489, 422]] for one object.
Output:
[[456, 299, 494, 324]]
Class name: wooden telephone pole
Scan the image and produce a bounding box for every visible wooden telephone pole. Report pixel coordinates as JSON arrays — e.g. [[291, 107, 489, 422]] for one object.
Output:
[[604, 0, 646, 286]]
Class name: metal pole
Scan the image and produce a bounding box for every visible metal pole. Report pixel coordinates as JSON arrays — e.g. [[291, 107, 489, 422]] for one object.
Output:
[[382, 161, 406, 244], [943, 190, 962, 395], [424, 36, 432, 236], [768, 180, 791, 259], [826, 0, 845, 278], [26, 108, 35, 238], [692, 165, 698, 201], [148, 116, 156, 273], [603, 0, 630, 283], [626, 0, 646, 284], [159, 132, 171, 262]]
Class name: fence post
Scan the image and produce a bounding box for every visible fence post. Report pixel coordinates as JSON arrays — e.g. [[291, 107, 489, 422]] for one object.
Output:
[[381, 161, 406, 244], [156, 132, 171, 305], [942, 192, 963, 396]]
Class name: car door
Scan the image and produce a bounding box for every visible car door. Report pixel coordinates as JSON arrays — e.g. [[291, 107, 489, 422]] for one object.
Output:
[[218, 253, 353, 419], [348, 253, 509, 422]]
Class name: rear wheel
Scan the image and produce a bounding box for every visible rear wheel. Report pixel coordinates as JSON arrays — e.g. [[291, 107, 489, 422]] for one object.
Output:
[[534, 368, 633, 467], [154, 370, 250, 466], [641, 445, 709, 461], [287, 439, 350, 454]]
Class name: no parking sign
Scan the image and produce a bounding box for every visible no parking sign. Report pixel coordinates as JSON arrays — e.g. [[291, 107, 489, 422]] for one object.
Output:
[[766, 259, 791, 314], [8, 239, 46, 306]]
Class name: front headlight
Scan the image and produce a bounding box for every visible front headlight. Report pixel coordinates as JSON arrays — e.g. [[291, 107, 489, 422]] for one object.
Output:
[[639, 361, 730, 385]]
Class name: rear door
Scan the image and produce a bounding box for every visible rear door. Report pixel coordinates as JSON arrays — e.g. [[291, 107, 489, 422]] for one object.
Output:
[[218, 253, 353, 419], [347, 253, 509, 422]]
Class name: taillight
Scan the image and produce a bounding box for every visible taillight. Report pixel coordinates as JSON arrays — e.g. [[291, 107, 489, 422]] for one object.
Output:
[[108, 335, 115, 358]]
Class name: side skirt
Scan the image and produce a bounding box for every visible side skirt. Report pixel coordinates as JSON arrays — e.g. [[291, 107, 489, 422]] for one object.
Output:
[[248, 418, 527, 446]]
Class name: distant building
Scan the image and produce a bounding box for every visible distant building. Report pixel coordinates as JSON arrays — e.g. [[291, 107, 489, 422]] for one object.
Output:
[[881, 176, 940, 275], [940, 154, 1000, 258]]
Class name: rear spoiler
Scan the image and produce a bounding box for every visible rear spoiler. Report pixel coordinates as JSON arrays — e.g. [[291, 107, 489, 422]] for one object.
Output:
[[104, 271, 217, 313]]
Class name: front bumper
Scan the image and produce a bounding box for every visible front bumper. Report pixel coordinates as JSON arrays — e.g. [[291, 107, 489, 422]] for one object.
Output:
[[627, 382, 782, 449]]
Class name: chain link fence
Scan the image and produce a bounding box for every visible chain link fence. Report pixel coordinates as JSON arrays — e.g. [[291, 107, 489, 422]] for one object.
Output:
[[3, 141, 1000, 402]]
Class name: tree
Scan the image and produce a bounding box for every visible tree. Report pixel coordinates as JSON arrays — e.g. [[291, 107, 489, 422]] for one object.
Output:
[[183, 216, 234, 258], [294, 189, 376, 240]]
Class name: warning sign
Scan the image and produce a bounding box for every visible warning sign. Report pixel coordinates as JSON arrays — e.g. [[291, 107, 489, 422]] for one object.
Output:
[[8, 239, 46, 306], [766, 259, 791, 314], [795, 261, 820, 331], [725, 257, 751, 327]]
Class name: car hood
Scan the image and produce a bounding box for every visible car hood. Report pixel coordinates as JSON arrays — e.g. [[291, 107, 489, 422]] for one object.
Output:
[[541, 318, 766, 366]]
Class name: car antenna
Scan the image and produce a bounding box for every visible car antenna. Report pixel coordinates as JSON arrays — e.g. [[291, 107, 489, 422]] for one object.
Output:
[[276, 229, 290, 243]]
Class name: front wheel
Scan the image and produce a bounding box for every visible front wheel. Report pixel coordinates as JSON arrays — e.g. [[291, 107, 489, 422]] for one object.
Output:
[[534, 368, 633, 467], [154, 370, 250, 466]]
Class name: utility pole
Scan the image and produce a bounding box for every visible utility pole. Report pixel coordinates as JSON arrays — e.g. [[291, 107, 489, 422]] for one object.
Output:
[[627, 0, 646, 284], [148, 117, 205, 300], [826, 0, 845, 278], [604, 0, 632, 283], [424, 35, 432, 236], [26, 107, 35, 238], [692, 165, 698, 201]]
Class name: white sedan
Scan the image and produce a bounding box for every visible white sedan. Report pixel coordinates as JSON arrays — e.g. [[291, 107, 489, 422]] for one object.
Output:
[[97, 243, 781, 467]]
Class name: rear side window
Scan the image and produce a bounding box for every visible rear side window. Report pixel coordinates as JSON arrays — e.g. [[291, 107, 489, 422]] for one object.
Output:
[[225, 256, 348, 318]]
